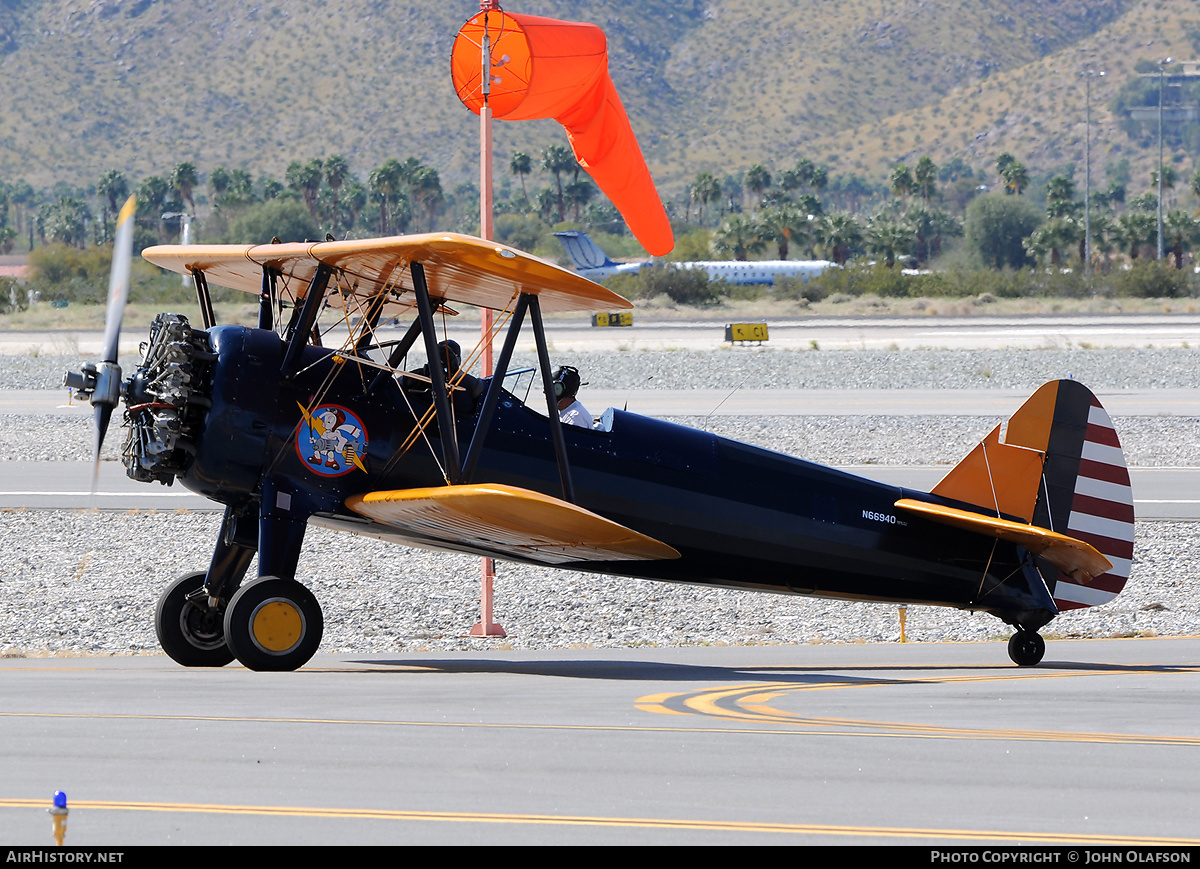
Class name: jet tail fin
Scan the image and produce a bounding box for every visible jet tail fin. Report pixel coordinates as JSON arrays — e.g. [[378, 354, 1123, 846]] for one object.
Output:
[[554, 230, 617, 271], [924, 380, 1134, 611]]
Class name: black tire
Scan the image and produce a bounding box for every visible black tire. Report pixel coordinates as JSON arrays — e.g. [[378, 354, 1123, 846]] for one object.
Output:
[[155, 571, 235, 667], [1007, 630, 1046, 667], [223, 576, 323, 672]]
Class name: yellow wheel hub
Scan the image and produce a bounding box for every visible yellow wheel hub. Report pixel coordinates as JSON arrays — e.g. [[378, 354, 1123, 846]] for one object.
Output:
[[251, 600, 304, 653]]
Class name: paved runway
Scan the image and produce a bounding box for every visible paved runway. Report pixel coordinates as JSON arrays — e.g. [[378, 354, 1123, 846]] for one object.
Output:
[[8, 311, 1200, 355], [4, 318, 1200, 847], [3, 639, 1200, 846]]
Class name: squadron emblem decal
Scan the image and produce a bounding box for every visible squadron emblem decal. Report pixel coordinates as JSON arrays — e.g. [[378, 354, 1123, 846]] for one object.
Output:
[[296, 402, 368, 476]]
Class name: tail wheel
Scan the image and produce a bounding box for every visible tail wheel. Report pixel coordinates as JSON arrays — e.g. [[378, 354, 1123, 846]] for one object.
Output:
[[155, 571, 235, 668], [1007, 630, 1046, 667], [224, 576, 323, 672]]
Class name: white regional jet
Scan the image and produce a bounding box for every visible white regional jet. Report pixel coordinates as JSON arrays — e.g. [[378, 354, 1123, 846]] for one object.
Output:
[[554, 230, 833, 285]]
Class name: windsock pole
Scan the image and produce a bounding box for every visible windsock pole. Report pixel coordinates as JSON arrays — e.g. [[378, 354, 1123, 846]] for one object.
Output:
[[470, 0, 507, 639]]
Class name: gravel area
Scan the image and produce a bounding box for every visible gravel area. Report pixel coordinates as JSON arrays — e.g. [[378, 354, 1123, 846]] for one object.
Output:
[[2, 347, 1198, 658], [1, 512, 1194, 659], [9, 346, 1200, 391], [4, 414, 1199, 468]]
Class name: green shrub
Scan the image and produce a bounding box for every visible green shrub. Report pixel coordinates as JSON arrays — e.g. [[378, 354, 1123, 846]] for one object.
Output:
[[964, 194, 1043, 269], [228, 199, 319, 244], [493, 212, 549, 253], [774, 274, 828, 302], [1113, 261, 1197, 298], [603, 264, 724, 306]]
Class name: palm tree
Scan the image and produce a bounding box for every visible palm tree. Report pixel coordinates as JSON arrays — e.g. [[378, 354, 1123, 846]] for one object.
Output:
[[170, 162, 198, 214], [136, 176, 171, 241], [1164, 210, 1199, 269], [1001, 161, 1030, 196], [410, 166, 444, 231], [905, 205, 961, 264], [758, 203, 807, 260], [865, 214, 913, 268], [287, 158, 324, 221], [338, 179, 368, 233], [323, 154, 350, 234], [1087, 212, 1115, 272], [890, 164, 915, 202], [691, 172, 721, 225], [509, 151, 532, 201], [209, 167, 231, 209], [744, 164, 771, 211], [368, 159, 404, 235], [564, 178, 595, 222], [813, 213, 862, 265], [96, 169, 128, 243], [1044, 175, 1078, 219], [43, 197, 91, 248], [1113, 212, 1156, 261], [1025, 217, 1082, 268], [710, 214, 767, 261], [540, 144, 576, 222], [913, 156, 937, 203]]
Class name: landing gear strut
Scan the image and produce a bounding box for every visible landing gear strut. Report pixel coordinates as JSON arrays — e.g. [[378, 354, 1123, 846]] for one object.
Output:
[[155, 571, 235, 667], [1007, 629, 1046, 667]]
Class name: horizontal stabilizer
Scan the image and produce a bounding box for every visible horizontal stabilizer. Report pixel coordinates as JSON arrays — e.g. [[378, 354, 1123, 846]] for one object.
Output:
[[346, 483, 680, 565], [895, 498, 1112, 584]]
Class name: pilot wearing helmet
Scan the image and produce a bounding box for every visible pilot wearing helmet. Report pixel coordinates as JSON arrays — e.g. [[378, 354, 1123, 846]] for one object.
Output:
[[553, 365, 593, 429], [407, 340, 482, 415]]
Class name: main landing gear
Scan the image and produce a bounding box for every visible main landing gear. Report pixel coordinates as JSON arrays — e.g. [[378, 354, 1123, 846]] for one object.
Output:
[[155, 572, 235, 668], [154, 572, 324, 672], [1007, 629, 1046, 667], [223, 577, 324, 672]]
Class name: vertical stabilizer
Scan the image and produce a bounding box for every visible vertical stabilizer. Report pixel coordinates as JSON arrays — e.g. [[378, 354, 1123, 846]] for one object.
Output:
[[933, 380, 1134, 611], [554, 231, 616, 271]]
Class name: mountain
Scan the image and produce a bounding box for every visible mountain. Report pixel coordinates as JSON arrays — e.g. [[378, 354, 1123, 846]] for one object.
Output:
[[0, 0, 1196, 201]]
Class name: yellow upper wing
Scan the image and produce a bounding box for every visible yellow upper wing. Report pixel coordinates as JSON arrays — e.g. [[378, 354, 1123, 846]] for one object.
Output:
[[142, 233, 632, 314]]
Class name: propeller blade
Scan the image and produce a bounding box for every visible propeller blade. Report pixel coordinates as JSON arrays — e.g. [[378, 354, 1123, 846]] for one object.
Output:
[[101, 194, 136, 365], [88, 193, 136, 489], [92, 402, 113, 486]]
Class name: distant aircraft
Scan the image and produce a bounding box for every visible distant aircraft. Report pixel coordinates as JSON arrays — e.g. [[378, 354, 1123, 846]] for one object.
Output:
[[554, 230, 833, 285]]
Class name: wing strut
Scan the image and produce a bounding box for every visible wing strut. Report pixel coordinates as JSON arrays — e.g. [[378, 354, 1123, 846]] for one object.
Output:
[[528, 294, 575, 503], [258, 266, 277, 331], [462, 293, 530, 481], [411, 261, 461, 484], [281, 263, 332, 374], [192, 269, 216, 329], [367, 316, 425, 395]]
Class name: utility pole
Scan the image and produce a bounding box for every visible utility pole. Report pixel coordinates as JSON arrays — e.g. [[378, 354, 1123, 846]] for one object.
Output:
[[1083, 68, 1104, 277], [469, 0, 506, 639], [1158, 57, 1173, 261]]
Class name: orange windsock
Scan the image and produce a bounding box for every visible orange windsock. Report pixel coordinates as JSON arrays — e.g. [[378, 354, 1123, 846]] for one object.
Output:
[[452, 9, 674, 257]]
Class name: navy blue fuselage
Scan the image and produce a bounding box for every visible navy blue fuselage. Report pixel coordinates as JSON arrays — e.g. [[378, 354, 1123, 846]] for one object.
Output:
[[177, 325, 1057, 630]]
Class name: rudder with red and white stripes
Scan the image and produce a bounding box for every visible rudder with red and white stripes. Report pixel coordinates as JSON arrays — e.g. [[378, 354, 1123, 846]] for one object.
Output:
[[1008, 380, 1135, 611]]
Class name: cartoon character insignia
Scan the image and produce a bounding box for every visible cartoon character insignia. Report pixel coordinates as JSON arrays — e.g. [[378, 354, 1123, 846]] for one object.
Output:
[[296, 402, 368, 476]]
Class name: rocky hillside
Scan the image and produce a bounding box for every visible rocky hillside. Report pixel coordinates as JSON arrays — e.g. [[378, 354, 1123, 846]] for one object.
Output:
[[0, 0, 1195, 196]]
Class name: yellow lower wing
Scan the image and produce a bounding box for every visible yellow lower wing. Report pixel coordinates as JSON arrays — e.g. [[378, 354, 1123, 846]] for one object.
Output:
[[894, 498, 1112, 584], [346, 484, 680, 565]]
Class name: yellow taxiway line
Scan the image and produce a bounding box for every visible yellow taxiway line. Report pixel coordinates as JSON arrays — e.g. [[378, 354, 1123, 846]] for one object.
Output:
[[2, 797, 1199, 844]]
